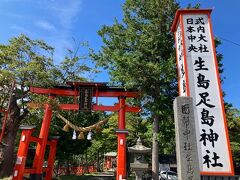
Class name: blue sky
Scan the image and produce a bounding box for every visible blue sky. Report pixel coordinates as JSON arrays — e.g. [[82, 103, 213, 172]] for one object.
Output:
[[0, 0, 239, 109]]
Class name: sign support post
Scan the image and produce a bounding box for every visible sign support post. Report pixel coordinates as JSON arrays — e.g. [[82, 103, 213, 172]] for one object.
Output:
[[174, 96, 200, 180]]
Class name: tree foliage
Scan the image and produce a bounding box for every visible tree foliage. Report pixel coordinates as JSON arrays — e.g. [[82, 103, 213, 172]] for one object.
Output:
[[225, 104, 240, 173], [0, 34, 57, 177], [93, 0, 179, 111], [0, 34, 93, 177]]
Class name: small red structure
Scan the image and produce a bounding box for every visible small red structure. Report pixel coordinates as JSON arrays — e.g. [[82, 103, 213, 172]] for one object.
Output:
[[104, 152, 117, 170], [13, 82, 140, 180]]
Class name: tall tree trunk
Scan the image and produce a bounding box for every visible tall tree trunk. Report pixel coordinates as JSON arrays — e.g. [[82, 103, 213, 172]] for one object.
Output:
[[0, 126, 18, 177], [0, 95, 28, 178], [152, 115, 159, 180], [96, 150, 100, 172], [85, 152, 89, 173], [66, 158, 70, 175]]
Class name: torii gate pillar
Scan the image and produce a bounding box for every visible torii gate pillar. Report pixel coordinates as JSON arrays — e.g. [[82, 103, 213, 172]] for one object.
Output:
[[30, 95, 55, 179], [116, 96, 128, 180]]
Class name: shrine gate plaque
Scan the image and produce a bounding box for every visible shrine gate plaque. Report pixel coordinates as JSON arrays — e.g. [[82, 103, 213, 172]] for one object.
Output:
[[79, 87, 93, 111]]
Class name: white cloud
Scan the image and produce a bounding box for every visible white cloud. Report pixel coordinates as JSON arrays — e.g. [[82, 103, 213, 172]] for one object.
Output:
[[6, 0, 83, 62], [36, 21, 56, 31], [45, 0, 82, 29], [40, 0, 83, 61]]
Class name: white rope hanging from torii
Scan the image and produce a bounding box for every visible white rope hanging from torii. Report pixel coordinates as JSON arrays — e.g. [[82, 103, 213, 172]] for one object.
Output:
[[56, 112, 108, 139]]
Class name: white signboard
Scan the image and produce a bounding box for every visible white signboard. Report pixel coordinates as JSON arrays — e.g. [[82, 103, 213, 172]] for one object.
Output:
[[173, 10, 234, 175]]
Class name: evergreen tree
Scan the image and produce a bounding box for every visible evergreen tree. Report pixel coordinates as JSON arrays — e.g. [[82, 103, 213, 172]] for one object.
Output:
[[91, 0, 179, 178]]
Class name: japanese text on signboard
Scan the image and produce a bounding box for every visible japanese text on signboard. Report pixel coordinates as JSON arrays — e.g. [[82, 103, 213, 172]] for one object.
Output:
[[175, 22, 187, 96], [79, 87, 93, 111], [181, 14, 231, 172]]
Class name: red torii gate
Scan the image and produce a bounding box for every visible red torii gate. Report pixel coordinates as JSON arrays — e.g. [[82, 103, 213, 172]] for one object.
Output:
[[13, 82, 140, 180]]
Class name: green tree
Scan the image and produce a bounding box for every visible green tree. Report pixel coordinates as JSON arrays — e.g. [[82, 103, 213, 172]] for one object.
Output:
[[84, 113, 121, 172], [0, 35, 56, 177], [0, 34, 92, 177], [85, 112, 148, 173], [91, 0, 179, 178], [225, 104, 240, 173]]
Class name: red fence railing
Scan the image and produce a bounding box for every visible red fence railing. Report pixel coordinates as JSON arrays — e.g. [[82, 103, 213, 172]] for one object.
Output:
[[53, 165, 97, 176]]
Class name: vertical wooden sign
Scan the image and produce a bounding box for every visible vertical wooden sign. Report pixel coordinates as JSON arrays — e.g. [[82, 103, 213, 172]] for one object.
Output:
[[171, 9, 234, 175]]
